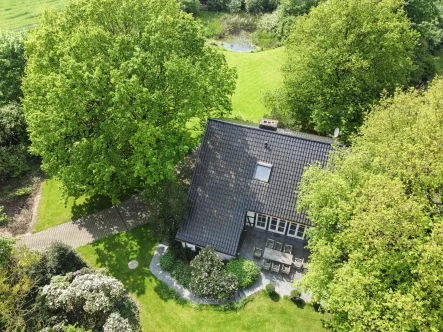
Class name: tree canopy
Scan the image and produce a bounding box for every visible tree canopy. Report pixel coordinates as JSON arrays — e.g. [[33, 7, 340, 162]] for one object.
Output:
[[268, 0, 418, 142], [23, 0, 236, 201], [0, 32, 26, 105], [297, 77, 443, 331]]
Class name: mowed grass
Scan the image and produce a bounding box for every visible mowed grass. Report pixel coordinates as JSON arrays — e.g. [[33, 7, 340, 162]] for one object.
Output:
[[35, 178, 112, 233], [224, 47, 285, 122], [77, 225, 327, 332], [0, 0, 66, 31]]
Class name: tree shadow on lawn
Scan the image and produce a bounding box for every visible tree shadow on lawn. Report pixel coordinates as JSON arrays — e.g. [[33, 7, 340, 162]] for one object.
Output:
[[85, 224, 156, 297], [292, 298, 306, 309], [71, 195, 113, 220], [153, 281, 188, 306], [269, 292, 281, 302]]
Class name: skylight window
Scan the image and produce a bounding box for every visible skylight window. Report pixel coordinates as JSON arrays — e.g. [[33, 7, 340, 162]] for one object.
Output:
[[254, 162, 272, 182]]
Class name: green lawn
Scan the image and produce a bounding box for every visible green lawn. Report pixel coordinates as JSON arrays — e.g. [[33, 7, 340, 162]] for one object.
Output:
[[77, 225, 327, 332], [0, 0, 66, 31], [224, 47, 285, 122], [35, 178, 112, 233]]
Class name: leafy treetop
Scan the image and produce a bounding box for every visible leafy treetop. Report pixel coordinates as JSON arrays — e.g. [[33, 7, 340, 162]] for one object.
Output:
[[297, 77, 443, 331], [23, 0, 236, 201], [268, 0, 418, 142]]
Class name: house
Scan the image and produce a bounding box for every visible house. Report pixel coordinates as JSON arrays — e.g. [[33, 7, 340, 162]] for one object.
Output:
[[176, 119, 334, 260]]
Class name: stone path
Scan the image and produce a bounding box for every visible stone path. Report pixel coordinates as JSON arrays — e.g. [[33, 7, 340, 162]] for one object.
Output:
[[18, 195, 149, 250], [150, 244, 312, 304]]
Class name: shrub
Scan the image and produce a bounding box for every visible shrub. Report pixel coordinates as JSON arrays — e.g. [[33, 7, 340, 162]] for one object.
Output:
[[266, 283, 275, 294], [180, 0, 200, 15], [226, 258, 259, 289], [251, 30, 281, 49], [42, 272, 141, 331], [245, 0, 264, 14], [228, 0, 243, 13], [207, 0, 229, 11], [290, 289, 301, 299], [257, 11, 280, 34], [160, 250, 175, 272], [171, 260, 192, 287], [0, 144, 30, 180], [43, 242, 87, 277], [10, 185, 32, 198], [189, 246, 238, 299], [0, 206, 11, 225]]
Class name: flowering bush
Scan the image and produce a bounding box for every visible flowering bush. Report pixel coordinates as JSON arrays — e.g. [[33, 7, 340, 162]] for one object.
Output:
[[226, 258, 259, 289], [189, 246, 238, 299], [41, 271, 140, 331]]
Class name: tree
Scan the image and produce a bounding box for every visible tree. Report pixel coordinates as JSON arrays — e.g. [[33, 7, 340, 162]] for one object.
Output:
[[268, 0, 418, 142], [0, 32, 26, 105], [297, 77, 443, 331], [23, 0, 236, 202], [145, 178, 188, 242], [0, 239, 43, 331], [189, 246, 238, 299], [41, 270, 141, 331]]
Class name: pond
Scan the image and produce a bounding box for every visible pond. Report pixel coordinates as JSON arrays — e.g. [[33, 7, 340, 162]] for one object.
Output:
[[221, 32, 257, 52], [222, 42, 256, 52]]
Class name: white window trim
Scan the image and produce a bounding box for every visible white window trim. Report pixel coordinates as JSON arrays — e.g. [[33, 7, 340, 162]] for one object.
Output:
[[255, 213, 268, 230], [268, 217, 287, 235], [287, 222, 307, 239], [254, 162, 272, 182]]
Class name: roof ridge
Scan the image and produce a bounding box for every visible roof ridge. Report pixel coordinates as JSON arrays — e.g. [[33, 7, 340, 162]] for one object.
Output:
[[208, 118, 335, 146]]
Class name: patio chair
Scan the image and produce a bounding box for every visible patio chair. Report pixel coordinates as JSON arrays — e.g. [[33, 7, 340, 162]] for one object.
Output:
[[281, 264, 290, 275], [274, 242, 283, 252], [271, 262, 281, 273], [284, 244, 292, 254], [266, 238, 275, 249], [262, 260, 271, 271], [293, 257, 304, 269], [253, 247, 263, 259]]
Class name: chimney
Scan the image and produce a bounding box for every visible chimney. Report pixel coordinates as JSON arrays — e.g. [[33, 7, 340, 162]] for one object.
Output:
[[259, 118, 278, 131]]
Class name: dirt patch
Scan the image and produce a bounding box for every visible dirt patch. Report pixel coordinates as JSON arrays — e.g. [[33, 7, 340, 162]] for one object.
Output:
[[0, 171, 44, 237]]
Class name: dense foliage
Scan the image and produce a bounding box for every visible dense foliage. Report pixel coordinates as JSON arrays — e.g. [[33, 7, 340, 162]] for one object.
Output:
[[266, 0, 418, 142], [265, 283, 275, 294], [0, 34, 31, 181], [189, 246, 238, 299], [0, 239, 42, 330], [225, 258, 259, 289], [42, 270, 141, 331], [0, 32, 25, 105], [23, 0, 236, 202], [145, 178, 188, 242], [43, 242, 87, 279], [297, 77, 443, 330], [160, 246, 194, 287], [180, 0, 200, 15]]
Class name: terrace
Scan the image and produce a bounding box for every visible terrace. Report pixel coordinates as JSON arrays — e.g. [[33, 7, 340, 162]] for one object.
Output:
[[237, 226, 311, 300]]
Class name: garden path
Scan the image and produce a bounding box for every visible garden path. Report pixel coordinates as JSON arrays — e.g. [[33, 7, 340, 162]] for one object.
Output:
[[17, 195, 149, 250]]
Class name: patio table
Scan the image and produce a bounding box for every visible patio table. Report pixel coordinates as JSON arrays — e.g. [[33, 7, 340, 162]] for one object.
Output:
[[263, 247, 293, 265]]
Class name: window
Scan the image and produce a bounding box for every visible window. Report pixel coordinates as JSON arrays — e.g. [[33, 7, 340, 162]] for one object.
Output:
[[287, 223, 307, 239], [254, 162, 272, 182], [269, 217, 287, 235], [297, 225, 306, 238], [256, 214, 268, 230]]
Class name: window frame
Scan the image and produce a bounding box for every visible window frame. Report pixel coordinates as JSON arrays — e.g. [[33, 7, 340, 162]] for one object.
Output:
[[269, 217, 287, 235], [253, 162, 272, 182], [255, 213, 268, 230], [287, 222, 307, 239]]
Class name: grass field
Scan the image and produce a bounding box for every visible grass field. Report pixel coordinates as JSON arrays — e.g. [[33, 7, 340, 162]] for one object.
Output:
[[224, 47, 285, 122], [77, 225, 327, 332], [0, 0, 66, 31], [35, 179, 112, 232]]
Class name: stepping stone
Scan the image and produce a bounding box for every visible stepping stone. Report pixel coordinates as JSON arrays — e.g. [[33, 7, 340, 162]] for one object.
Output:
[[128, 260, 139, 269]]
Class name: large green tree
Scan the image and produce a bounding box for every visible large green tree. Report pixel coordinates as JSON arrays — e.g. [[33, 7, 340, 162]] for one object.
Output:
[[0, 32, 26, 105], [269, 0, 418, 142], [297, 77, 443, 331], [23, 0, 236, 201]]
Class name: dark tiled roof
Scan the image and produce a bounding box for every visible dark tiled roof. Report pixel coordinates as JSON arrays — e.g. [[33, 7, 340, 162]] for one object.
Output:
[[176, 119, 333, 256]]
